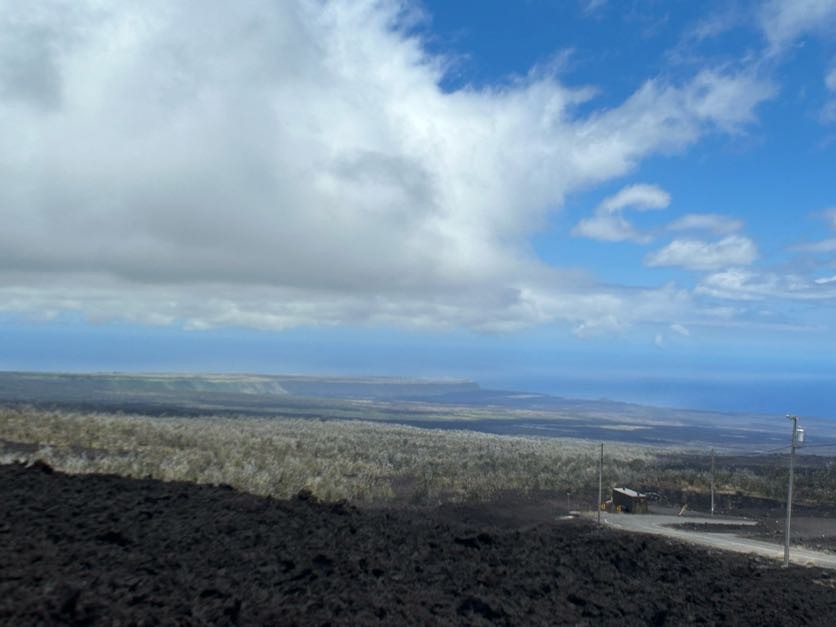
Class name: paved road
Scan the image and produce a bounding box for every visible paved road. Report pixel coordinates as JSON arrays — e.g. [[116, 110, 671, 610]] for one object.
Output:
[[600, 513, 836, 570]]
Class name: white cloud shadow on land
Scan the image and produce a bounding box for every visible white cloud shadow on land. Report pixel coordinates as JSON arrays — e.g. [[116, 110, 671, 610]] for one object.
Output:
[[0, 0, 776, 334]]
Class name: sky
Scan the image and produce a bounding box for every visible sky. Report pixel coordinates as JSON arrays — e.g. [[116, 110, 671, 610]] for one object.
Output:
[[1, 0, 836, 415]]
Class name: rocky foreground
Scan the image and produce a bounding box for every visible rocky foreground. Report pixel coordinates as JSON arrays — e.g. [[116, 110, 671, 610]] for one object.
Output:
[[2, 463, 835, 626]]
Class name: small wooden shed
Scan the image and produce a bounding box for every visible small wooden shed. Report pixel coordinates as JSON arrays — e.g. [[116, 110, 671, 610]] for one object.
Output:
[[611, 487, 648, 514]]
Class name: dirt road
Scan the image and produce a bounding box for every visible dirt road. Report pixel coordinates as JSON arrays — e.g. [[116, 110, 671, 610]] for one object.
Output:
[[603, 512, 836, 570]]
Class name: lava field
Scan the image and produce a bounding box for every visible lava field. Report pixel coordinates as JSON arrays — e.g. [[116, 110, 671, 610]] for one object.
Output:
[[2, 462, 835, 625]]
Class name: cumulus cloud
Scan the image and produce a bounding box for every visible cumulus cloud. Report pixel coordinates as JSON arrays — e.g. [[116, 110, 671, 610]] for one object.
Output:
[[645, 236, 758, 271], [599, 184, 671, 213], [0, 0, 775, 333], [667, 213, 743, 235], [572, 183, 670, 243]]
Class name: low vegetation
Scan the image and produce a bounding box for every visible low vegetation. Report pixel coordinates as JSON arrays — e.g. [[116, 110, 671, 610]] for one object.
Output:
[[1, 407, 831, 507], [0, 407, 650, 503]]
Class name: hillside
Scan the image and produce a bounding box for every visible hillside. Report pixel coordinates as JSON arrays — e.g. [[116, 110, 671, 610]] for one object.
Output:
[[2, 462, 835, 626]]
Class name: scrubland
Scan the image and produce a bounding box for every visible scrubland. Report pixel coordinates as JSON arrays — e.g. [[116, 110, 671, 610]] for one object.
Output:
[[1, 406, 830, 506], [0, 407, 651, 503]]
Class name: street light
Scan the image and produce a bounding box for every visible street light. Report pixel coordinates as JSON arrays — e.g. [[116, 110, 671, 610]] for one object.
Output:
[[784, 414, 804, 567]]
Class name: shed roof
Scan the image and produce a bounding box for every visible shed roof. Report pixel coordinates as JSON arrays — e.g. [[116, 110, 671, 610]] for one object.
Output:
[[613, 487, 645, 498]]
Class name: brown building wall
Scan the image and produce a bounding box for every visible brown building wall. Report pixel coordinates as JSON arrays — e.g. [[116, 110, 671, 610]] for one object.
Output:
[[612, 490, 648, 514]]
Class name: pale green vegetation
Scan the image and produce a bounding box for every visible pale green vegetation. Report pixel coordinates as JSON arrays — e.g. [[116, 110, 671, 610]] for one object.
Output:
[[2, 407, 830, 506], [0, 407, 655, 503]]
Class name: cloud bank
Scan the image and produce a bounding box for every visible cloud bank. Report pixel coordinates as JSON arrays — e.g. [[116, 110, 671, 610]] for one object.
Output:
[[0, 0, 776, 333]]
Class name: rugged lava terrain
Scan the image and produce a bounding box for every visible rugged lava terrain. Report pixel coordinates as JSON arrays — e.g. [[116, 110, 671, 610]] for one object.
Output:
[[2, 463, 835, 626]]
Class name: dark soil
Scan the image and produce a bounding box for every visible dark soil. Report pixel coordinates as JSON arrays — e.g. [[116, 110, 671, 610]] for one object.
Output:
[[2, 463, 836, 626], [753, 516, 836, 553]]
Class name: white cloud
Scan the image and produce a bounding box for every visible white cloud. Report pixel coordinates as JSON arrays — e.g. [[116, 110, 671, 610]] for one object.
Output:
[[667, 213, 743, 235], [760, 0, 836, 53], [795, 209, 836, 246], [823, 101, 836, 124], [561, 283, 693, 338], [581, 0, 607, 15], [572, 213, 651, 244], [598, 184, 671, 213], [827, 67, 836, 91], [572, 183, 670, 243], [681, 70, 777, 134], [0, 0, 776, 333], [670, 323, 690, 336], [821, 63, 836, 124], [825, 207, 836, 228], [697, 269, 836, 301], [645, 236, 758, 271], [793, 238, 836, 253], [688, 11, 742, 42], [758, 2, 836, 123]]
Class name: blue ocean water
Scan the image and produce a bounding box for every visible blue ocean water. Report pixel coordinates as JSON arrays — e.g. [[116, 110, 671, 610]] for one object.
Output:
[[487, 375, 836, 420]]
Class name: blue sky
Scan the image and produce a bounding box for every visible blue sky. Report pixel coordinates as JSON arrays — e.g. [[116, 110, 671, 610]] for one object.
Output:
[[1, 0, 836, 414]]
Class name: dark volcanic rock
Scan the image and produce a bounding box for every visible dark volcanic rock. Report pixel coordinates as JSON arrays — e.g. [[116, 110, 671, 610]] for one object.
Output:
[[1, 463, 836, 625]]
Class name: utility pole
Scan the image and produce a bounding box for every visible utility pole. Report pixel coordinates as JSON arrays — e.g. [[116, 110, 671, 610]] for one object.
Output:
[[710, 448, 715, 517], [597, 442, 603, 526], [784, 414, 800, 567]]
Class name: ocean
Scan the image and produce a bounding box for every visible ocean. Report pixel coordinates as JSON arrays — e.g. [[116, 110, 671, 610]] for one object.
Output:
[[488, 375, 836, 420]]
